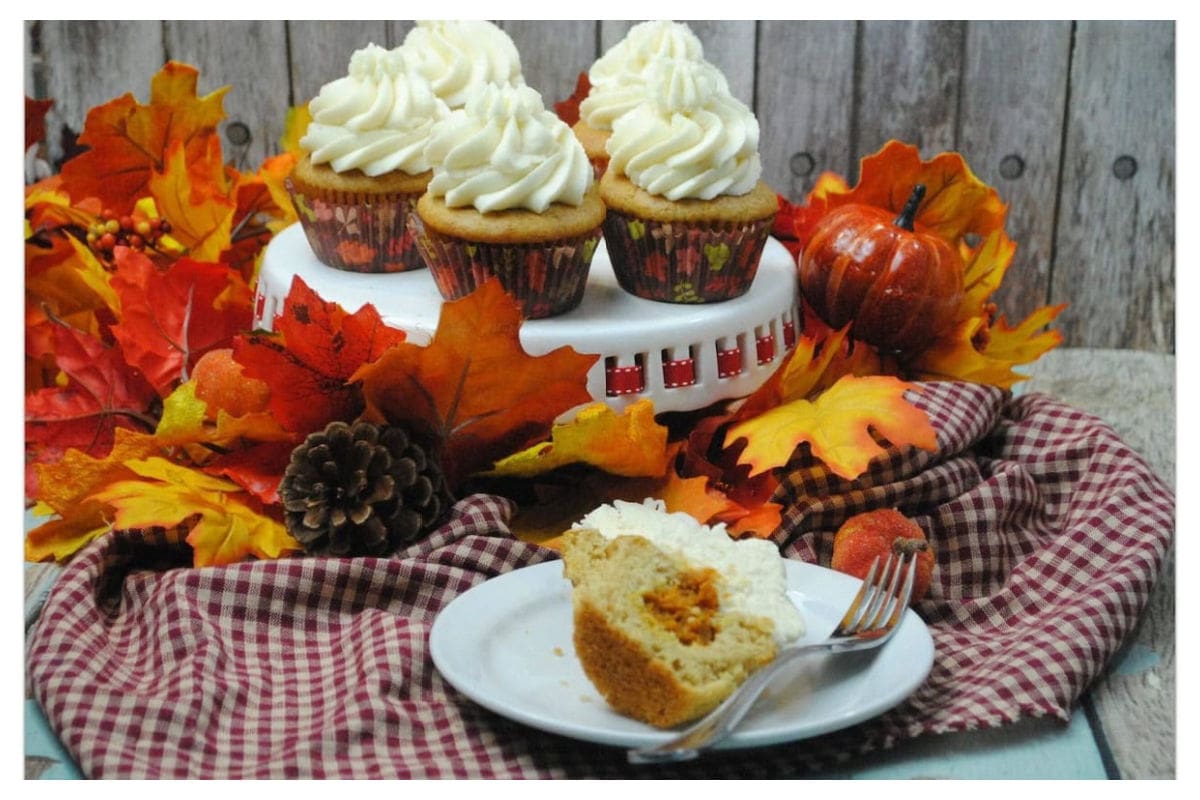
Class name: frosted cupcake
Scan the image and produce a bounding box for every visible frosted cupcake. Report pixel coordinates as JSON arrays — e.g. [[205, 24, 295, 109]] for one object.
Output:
[[399, 20, 525, 110], [599, 57, 778, 303], [289, 44, 449, 273], [574, 20, 710, 177], [414, 84, 605, 319]]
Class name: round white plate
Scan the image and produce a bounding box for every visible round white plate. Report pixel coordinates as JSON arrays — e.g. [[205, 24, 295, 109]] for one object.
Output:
[[429, 559, 935, 750]]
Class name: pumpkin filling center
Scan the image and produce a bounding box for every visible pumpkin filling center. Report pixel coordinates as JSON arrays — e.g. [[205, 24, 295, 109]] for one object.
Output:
[[642, 567, 721, 645]]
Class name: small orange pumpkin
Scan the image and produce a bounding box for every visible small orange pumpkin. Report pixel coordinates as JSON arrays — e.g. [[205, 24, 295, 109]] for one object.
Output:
[[830, 508, 934, 604], [799, 184, 964, 354]]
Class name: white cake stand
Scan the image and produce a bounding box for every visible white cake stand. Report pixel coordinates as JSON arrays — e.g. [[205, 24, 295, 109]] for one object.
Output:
[[255, 223, 800, 414]]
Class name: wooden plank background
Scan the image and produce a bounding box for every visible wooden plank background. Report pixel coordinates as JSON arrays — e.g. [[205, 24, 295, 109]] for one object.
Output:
[[24, 20, 1175, 353]]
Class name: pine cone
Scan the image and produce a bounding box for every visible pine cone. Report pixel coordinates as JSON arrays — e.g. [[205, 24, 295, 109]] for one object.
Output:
[[279, 420, 453, 556]]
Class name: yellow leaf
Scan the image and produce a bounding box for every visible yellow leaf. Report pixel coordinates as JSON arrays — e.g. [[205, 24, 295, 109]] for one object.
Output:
[[958, 229, 1017, 322], [280, 104, 312, 157], [983, 305, 1067, 370], [725, 375, 937, 481], [89, 457, 299, 568], [157, 381, 292, 447], [486, 400, 670, 479], [25, 500, 112, 562], [147, 137, 236, 262]]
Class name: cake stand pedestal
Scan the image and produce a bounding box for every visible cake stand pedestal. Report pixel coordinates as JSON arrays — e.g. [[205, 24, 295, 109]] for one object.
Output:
[[255, 223, 800, 414]]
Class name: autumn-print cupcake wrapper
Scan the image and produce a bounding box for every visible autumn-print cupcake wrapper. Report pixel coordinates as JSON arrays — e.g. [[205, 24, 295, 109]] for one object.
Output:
[[412, 215, 602, 319], [601, 210, 775, 303], [287, 179, 425, 273]]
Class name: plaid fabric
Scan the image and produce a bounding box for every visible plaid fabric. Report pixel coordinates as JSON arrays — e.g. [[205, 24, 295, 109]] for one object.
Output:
[[27, 382, 1174, 778]]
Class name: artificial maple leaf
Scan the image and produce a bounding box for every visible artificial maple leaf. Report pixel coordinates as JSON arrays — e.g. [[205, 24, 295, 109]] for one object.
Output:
[[26, 96, 54, 151], [156, 381, 292, 448], [793, 140, 1007, 246], [224, 153, 299, 279], [553, 71, 591, 126], [108, 248, 255, 396], [912, 305, 1066, 389], [725, 374, 937, 481], [26, 178, 101, 233], [59, 61, 229, 214], [89, 456, 299, 568], [25, 428, 163, 562], [958, 228, 1018, 322], [25, 324, 160, 487], [486, 400, 670, 479], [26, 234, 120, 342], [279, 104, 312, 157], [146, 137, 235, 263], [234, 276, 407, 436], [354, 278, 597, 490]]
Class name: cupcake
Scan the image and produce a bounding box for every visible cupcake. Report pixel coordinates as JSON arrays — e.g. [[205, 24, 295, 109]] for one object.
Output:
[[573, 20, 710, 177], [414, 84, 605, 319], [399, 20, 525, 110], [289, 44, 449, 273], [599, 57, 778, 303]]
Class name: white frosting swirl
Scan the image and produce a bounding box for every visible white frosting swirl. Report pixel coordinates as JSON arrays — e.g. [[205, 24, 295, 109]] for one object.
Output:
[[400, 21, 525, 109], [606, 58, 763, 201], [589, 20, 704, 87], [425, 84, 593, 214], [301, 44, 449, 177], [581, 21, 724, 133]]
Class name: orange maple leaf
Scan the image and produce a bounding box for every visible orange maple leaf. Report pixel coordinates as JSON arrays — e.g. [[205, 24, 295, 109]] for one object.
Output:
[[59, 61, 228, 214], [725, 374, 937, 481], [88, 457, 299, 568], [354, 278, 598, 490], [793, 140, 1007, 246], [913, 305, 1066, 389]]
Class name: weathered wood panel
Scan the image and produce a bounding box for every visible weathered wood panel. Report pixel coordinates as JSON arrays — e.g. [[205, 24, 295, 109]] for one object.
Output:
[[501, 21, 597, 108], [1053, 21, 1175, 352], [162, 21, 290, 169], [755, 21, 857, 202], [853, 21, 965, 177], [958, 21, 1072, 322]]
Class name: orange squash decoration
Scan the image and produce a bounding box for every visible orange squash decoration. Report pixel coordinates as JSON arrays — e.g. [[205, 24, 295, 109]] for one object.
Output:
[[830, 508, 934, 603], [799, 184, 965, 355]]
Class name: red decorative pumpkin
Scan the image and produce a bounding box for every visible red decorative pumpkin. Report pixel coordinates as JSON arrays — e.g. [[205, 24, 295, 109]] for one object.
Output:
[[799, 184, 965, 354]]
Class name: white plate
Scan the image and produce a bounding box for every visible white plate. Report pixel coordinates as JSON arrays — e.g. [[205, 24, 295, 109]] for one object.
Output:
[[429, 559, 935, 751]]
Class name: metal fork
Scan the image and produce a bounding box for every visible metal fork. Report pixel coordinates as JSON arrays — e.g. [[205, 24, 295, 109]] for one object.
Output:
[[627, 552, 919, 764]]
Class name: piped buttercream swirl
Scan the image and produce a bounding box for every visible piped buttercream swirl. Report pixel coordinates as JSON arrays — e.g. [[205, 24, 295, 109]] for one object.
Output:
[[301, 44, 448, 177], [580, 20, 717, 133], [400, 21, 525, 109], [425, 84, 593, 214], [606, 58, 762, 201]]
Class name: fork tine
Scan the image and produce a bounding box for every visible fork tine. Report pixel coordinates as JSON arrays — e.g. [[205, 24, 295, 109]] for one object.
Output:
[[862, 553, 907, 631], [832, 556, 880, 636], [854, 553, 898, 632]]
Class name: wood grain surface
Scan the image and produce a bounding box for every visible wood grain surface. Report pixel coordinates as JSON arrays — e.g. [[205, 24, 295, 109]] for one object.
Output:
[[23, 20, 1175, 353]]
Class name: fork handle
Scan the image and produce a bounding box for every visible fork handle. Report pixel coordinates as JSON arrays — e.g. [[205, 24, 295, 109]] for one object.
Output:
[[627, 641, 835, 764]]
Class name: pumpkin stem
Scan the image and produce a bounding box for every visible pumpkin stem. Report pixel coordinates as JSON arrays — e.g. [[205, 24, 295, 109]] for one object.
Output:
[[894, 184, 926, 231], [891, 537, 929, 556]]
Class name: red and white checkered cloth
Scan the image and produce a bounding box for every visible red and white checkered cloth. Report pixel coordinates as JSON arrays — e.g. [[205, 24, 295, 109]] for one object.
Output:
[[27, 382, 1174, 778]]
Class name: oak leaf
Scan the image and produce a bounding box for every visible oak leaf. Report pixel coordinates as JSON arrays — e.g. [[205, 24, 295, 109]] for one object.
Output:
[[89, 457, 299, 568], [725, 375, 937, 481], [354, 278, 597, 489], [234, 276, 407, 436], [487, 400, 670, 479], [58, 61, 228, 214]]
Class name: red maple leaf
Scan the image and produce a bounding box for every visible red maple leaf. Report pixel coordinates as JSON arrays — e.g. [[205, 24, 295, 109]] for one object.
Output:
[[554, 71, 591, 127], [25, 323, 159, 494], [108, 247, 255, 397], [232, 276, 407, 436], [26, 96, 54, 151]]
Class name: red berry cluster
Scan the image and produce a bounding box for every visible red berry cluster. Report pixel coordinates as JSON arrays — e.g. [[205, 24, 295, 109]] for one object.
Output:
[[85, 209, 172, 259]]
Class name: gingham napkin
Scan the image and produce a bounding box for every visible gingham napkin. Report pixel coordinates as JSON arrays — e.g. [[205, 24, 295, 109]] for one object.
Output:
[[26, 381, 1174, 778]]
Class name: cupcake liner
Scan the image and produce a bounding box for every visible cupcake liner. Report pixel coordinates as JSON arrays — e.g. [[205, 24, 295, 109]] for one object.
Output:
[[601, 210, 775, 303], [412, 214, 602, 319], [287, 178, 425, 273]]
